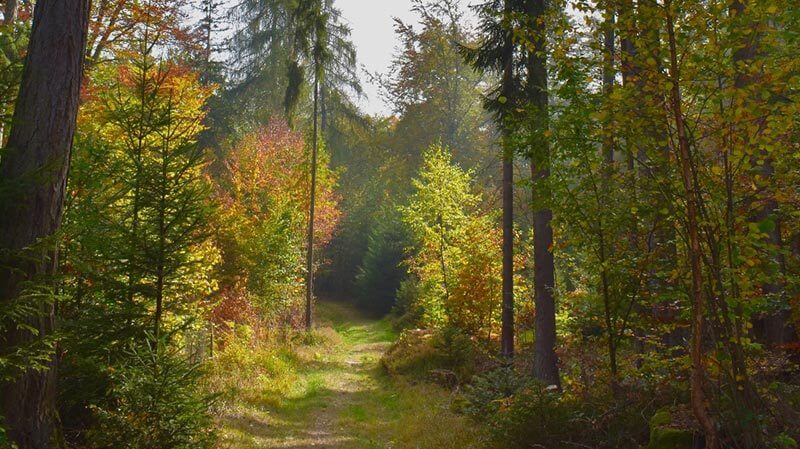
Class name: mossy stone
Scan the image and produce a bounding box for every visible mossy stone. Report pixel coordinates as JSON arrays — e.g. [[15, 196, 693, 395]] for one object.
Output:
[[647, 408, 694, 449], [649, 408, 672, 428]]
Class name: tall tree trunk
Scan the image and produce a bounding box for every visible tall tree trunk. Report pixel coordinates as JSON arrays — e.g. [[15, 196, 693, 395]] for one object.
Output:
[[499, 0, 515, 359], [600, 2, 620, 394], [602, 4, 615, 164], [501, 149, 514, 358], [526, 0, 560, 387], [305, 65, 320, 331], [0, 1, 90, 448], [664, 4, 718, 448]]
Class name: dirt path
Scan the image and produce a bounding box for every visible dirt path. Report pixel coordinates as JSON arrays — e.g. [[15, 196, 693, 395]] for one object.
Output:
[[263, 301, 393, 448], [216, 300, 489, 449]]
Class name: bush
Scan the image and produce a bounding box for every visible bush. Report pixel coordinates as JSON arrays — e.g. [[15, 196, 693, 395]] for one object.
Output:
[[463, 368, 652, 449], [86, 343, 216, 449], [462, 367, 531, 418], [382, 327, 493, 384], [382, 329, 441, 377]]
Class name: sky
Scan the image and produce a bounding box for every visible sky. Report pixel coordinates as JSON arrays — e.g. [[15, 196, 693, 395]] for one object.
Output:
[[334, 0, 420, 116], [336, 0, 477, 117]]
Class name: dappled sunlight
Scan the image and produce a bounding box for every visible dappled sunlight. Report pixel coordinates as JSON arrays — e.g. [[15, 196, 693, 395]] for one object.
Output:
[[215, 300, 487, 449]]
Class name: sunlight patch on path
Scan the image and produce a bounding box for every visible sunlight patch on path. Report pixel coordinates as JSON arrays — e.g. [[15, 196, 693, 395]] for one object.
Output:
[[217, 300, 395, 449]]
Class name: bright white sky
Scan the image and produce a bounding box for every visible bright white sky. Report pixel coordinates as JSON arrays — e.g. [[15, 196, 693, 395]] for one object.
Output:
[[336, 0, 477, 116], [335, 0, 421, 116]]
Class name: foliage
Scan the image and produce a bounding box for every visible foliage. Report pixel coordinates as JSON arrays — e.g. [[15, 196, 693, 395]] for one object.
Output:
[[400, 145, 502, 338], [2, 0, 800, 447], [382, 326, 493, 383], [461, 367, 529, 418], [66, 40, 218, 343], [213, 119, 340, 327], [86, 343, 216, 449], [58, 27, 220, 446], [382, 0, 492, 169], [0, 20, 27, 143]]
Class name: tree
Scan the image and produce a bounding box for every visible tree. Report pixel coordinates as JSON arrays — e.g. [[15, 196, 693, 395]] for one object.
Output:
[[384, 0, 492, 169], [213, 119, 339, 327], [400, 145, 501, 336], [2, 0, 17, 25], [463, 0, 522, 359], [663, 2, 718, 445], [522, 0, 560, 387], [0, 1, 90, 447]]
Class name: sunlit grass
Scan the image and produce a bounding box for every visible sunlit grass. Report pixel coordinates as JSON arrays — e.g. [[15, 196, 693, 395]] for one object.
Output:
[[208, 299, 490, 449]]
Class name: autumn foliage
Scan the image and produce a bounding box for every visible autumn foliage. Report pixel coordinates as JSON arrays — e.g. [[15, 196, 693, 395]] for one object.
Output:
[[213, 119, 340, 329]]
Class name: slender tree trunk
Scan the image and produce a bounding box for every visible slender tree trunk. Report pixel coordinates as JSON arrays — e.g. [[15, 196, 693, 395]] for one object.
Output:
[[501, 143, 514, 358], [525, 0, 560, 387], [600, 3, 621, 394], [154, 138, 169, 343], [320, 84, 328, 137], [305, 66, 320, 331], [598, 226, 619, 392], [437, 214, 452, 305], [0, 1, 90, 448], [664, 5, 718, 448], [499, 1, 515, 358], [602, 4, 615, 164]]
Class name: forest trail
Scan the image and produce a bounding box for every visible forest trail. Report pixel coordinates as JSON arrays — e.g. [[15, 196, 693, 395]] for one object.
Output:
[[216, 300, 488, 449]]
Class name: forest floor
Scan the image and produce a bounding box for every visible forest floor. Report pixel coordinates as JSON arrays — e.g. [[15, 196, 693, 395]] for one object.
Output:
[[215, 300, 490, 449]]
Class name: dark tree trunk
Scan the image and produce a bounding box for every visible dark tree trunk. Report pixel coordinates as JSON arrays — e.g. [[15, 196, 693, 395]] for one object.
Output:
[[499, 0, 515, 359], [600, 3, 620, 394], [501, 150, 514, 358], [526, 0, 560, 388], [0, 1, 90, 448], [305, 65, 319, 331], [602, 5, 615, 164]]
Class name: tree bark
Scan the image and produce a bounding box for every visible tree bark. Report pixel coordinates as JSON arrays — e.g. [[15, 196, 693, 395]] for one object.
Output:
[[526, 0, 560, 388], [305, 64, 319, 331], [0, 1, 90, 448], [499, 0, 515, 359], [501, 148, 514, 358]]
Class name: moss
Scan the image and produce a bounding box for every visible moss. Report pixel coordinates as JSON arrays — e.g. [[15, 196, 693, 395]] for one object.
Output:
[[647, 408, 694, 449], [648, 427, 695, 449], [649, 408, 673, 428]]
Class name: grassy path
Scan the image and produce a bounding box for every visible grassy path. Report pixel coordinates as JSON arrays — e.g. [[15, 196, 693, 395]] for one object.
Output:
[[215, 300, 489, 449]]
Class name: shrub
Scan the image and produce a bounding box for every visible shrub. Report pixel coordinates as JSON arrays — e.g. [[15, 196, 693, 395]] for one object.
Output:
[[462, 367, 531, 418], [463, 368, 653, 449], [392, 278, 426, 329], [382, 326, 493, 383], [86, 343, 216, 449], [382, 329, 441, 377], [398, 145, 503, 340]]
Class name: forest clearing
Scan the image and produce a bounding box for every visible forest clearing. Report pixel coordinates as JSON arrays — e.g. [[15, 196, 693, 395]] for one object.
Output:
[[1, 0, 799, 449]]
